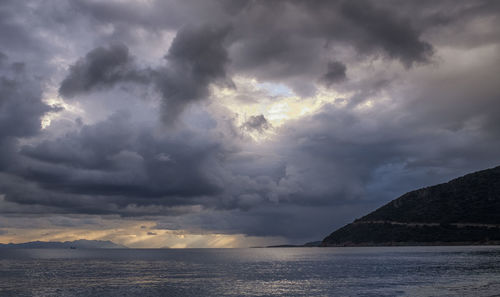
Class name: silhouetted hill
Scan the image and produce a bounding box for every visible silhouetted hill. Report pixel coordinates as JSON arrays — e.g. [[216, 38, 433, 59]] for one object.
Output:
[[0, 239, 126, 249], [322, 166, 500, 246]]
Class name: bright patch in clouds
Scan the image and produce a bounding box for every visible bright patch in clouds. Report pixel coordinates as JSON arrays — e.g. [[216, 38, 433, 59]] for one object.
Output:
[[215, 77, 345, 133]]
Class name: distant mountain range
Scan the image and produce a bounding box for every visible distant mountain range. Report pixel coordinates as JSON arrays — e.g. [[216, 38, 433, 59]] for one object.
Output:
[[322, 165, 500, 246], [0, 239, 126, 249]]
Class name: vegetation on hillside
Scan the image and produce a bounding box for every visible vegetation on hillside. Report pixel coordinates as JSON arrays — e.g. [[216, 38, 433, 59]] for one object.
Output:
[[323, 166, 500, 246]]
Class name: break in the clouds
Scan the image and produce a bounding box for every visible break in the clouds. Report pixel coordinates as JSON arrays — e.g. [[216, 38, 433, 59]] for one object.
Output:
[[1, 0, 500, 247]]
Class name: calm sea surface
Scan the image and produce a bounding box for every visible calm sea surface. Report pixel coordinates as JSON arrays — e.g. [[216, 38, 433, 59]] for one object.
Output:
[[1, 246, 500, 296]]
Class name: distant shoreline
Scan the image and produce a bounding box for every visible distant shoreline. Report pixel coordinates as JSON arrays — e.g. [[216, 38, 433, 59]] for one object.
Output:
[[266, 241, 500, 248]]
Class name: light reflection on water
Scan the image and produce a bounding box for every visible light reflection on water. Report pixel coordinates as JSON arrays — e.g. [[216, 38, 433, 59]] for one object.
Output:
[[1, 246, 500, 296]]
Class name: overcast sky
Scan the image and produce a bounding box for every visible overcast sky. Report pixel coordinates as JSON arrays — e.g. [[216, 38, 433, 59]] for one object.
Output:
[[1, 0, 500, 247]]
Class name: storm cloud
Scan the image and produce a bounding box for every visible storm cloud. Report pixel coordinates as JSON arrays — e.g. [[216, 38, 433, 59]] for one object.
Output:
[[59, 44, 149, 98], [155, 25, 233, 122], [1, 0, 500, 245], [241, 115, 271, 133], [0, 52, 57, 169], [321, 61, 347, 87], [13, 110, 224, 213], [59, 25, 232, 123]]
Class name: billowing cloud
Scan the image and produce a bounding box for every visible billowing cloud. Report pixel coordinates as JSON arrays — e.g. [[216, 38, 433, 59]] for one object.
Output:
[[59, 25, 232, 123], [1, 0, 500, 246], [59, 44, 149, 98], [56, 0, 437, 98], [154, 25, 233, 122], [241, 115, 271, 133], [0, 52, 58, 169], [320, 61, 347, 87], [8, 110, 224, 214], [337, 0, 433, 67]]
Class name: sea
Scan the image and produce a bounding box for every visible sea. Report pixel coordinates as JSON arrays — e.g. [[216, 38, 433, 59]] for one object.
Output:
[[1, 246, 500, 297]]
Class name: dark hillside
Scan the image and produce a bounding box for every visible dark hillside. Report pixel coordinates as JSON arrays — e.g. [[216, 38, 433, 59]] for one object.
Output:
[[322, 166, 500, 246]]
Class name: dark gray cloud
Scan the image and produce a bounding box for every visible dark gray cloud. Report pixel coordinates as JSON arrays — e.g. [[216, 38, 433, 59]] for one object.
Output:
[[155, 25, 232, 123], [1, 0, 500, 244], [241, 115, 271, 133], [0, 1, 44, 55], [59, 25, 232, 123], [337, 0, 433, 67], [0, 53, 58, 169], [0, 59, 50, 138], [71, 0, 228, 32], [320, 61, 347, 87], [154, 203, 373, 243], [224, 0, 434, 95], [8, 111, 223, 214], [59, 44, 149, 98], [52, 0, 438, 97]]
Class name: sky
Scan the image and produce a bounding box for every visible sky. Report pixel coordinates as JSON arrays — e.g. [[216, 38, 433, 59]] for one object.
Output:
[[0, 0, 500, 248]]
